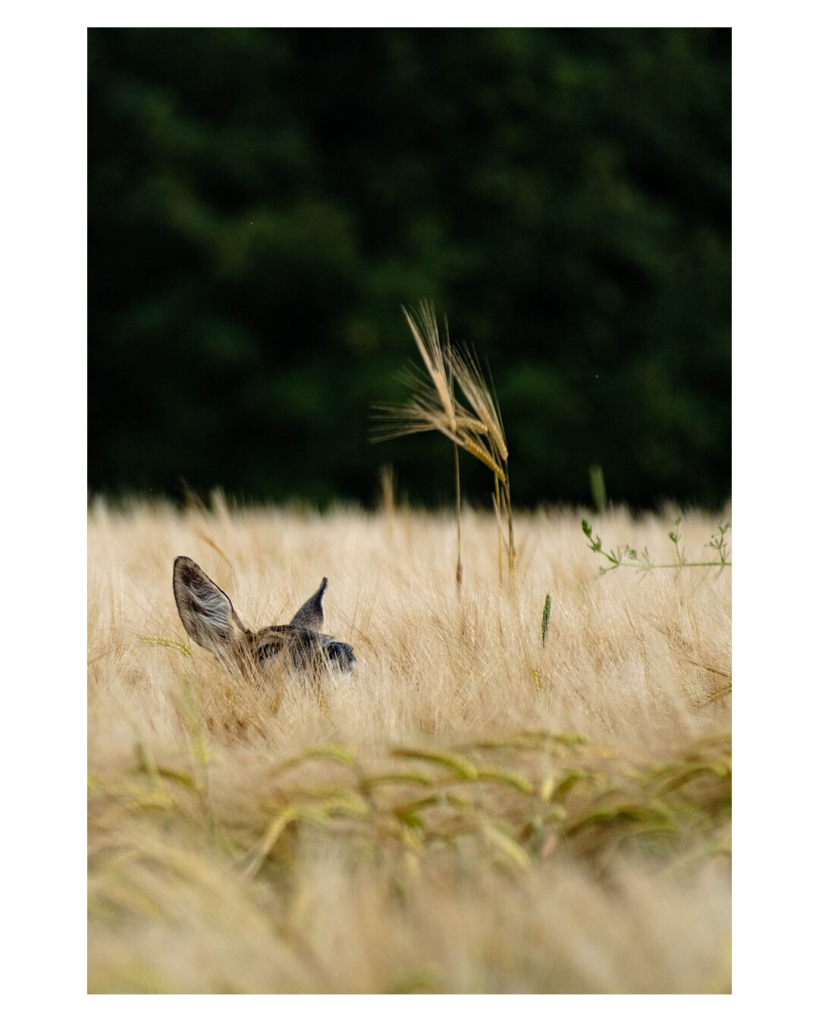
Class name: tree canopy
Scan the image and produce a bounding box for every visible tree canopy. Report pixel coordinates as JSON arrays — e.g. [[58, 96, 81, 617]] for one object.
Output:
[[88, 28, 730, 508]]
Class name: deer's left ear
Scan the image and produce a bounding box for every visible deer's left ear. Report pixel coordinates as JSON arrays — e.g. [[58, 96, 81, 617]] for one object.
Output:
[[173, 556, 246, 654], [289, 577, 327, 630]]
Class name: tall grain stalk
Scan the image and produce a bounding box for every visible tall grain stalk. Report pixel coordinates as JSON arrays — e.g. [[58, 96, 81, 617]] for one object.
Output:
[[448, 342, 515, 577], [373, 301, 515, 582]]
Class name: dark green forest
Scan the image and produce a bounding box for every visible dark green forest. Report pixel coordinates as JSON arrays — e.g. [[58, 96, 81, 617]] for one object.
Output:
[[88, 28, 730, 509]]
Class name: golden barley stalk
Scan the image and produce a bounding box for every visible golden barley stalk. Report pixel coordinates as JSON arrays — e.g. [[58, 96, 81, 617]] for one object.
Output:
[[372, 301, 514, 578], [491, 491, 510, 551], [402, 303, 456, 432], [448, 346, 508, 461], [454, 415, 490, 434], [371, 391, 477, 442], [442, 429, 506, 480]]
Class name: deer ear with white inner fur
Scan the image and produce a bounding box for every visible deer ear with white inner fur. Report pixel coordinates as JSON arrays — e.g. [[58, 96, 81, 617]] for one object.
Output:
[[173, 556, 246, 654]]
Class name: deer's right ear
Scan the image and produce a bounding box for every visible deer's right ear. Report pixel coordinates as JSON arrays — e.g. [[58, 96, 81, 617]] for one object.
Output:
[[173, 556, 246, 654]]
